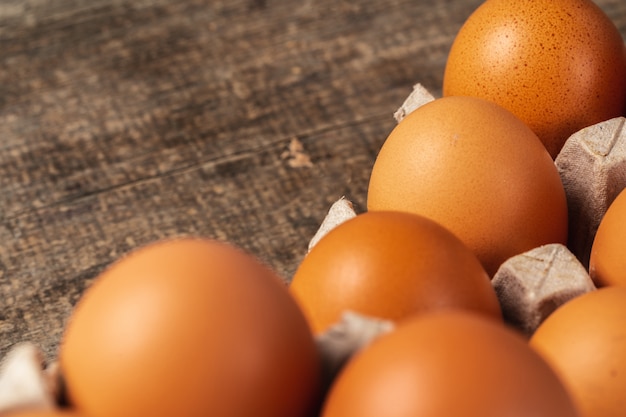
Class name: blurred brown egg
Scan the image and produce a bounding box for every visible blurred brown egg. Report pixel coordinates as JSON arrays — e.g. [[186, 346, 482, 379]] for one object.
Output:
[[443, 0, 626, 158], [367, 96, 568, 276], [289, 210, 501, 334], [530, 287, 626, 417], [60, 238, 320, 417], [589, 188, 626, 287], [322, 311, 580, 417]]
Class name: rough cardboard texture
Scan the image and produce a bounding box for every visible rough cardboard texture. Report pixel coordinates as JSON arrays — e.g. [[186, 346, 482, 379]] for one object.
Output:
[[316, 311, 394, 387], [308, 197, 358, 252], [492, 244, 596, 336], [556, 117, 626, 267], [393, 83, 436, 123]]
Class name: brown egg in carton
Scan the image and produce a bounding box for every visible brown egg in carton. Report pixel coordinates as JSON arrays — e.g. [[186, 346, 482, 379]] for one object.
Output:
[[1, 85, 625, 415], [309, 84, 626, 383]]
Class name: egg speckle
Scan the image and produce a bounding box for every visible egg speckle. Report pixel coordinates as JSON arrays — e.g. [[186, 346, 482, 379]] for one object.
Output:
[[443, 0, 626, 158]]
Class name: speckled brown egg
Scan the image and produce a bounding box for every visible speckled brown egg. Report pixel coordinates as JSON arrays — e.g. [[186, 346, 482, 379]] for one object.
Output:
[[443, 0, 626, 158], [367, 96, 568, 276]]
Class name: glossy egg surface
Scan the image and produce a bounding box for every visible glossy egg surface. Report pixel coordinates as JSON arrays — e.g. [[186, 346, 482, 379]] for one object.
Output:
[[60, 238, 320, 417], [589, 187, 626, 287], [290, 210, 501, 334], [530, 287, 626, 417], [322, 311, 580, 417]]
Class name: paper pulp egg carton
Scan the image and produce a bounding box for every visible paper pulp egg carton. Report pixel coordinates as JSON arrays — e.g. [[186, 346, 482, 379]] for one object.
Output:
[[308, 83, 626, 384], [1, 84, 625, 414]]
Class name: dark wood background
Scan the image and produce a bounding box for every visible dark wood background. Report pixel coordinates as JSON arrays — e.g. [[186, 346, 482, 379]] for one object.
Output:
[[1, 0, 625, 361]]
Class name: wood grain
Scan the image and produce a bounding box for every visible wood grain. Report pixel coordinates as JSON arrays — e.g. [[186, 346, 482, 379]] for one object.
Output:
[[1, 0, 625, 360]]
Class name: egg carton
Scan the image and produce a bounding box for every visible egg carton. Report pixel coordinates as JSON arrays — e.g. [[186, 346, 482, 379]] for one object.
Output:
[[308, 83, 626, 384], [1, 84, 625, 415], [0, 343, 62, 415]]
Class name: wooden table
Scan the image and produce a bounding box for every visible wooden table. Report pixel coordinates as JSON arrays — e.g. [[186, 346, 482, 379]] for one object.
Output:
[[1, 0, 625, 361]]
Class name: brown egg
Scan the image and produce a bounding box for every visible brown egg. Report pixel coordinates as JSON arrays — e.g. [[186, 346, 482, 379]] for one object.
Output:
[[443, 0, 626, 158], [589, 188, 626, 287], [60, 238, 320, 417], [530, 287, 626, 417], [322, 311, 580, 417], [289, 210, 501, 334], [367, 96, 568, 276]]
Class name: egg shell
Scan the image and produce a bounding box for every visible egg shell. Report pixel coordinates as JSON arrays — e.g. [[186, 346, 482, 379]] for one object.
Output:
[[290, 210, 502, 334], [589, 187, 626, 287], [322, 311, 581, 417], [60, 238, 321, 417], [530, 287, 626, 417], [367, 96, 568, 276], [443, 0, 626, 158]]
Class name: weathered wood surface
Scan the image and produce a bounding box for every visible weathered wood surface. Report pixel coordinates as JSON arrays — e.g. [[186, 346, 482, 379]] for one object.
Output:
[[1, 0, 625, 360]]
